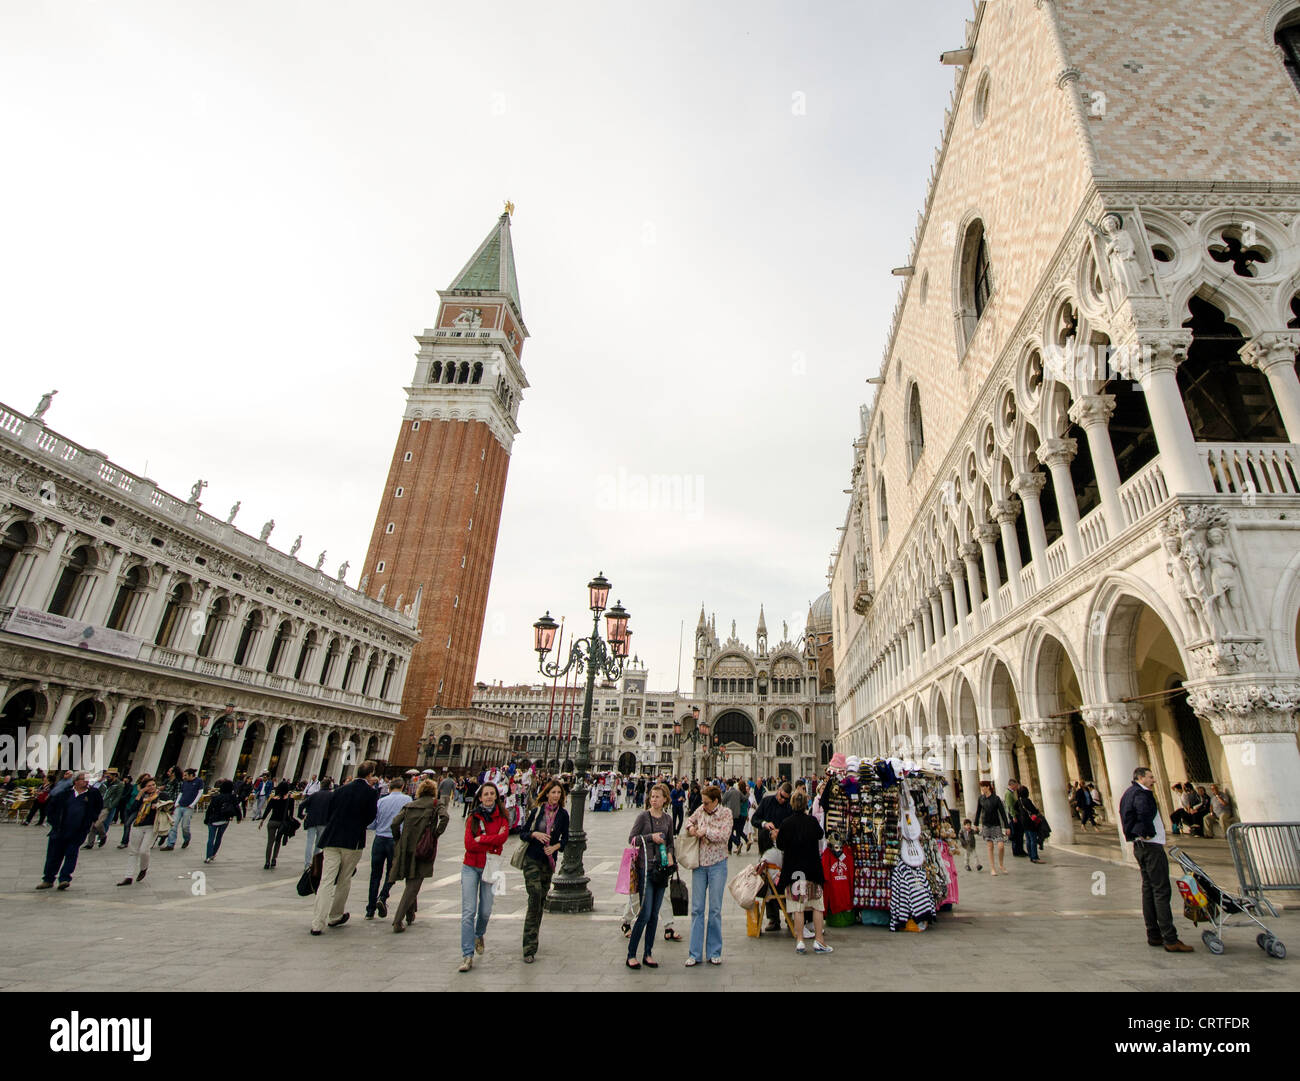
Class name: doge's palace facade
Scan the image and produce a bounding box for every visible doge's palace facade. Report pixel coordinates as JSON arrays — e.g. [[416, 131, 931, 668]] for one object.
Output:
[[831, 0, 1300, 845], [0, 401, 418, 782]]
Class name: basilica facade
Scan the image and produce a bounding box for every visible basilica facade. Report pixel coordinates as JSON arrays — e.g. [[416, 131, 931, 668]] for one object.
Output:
[[830, 0, 1300, 844], [691, 605, 835, 782]]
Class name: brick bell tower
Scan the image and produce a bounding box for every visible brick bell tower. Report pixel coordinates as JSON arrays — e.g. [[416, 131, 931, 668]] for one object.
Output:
[[363, 207, 528, 766]]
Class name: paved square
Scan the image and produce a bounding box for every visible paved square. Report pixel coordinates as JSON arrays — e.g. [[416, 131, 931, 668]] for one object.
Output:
[[1, 807, 1296, 992]]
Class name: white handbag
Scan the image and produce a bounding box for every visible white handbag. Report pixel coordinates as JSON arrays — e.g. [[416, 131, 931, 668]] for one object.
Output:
[[676, 824, 701, 870]]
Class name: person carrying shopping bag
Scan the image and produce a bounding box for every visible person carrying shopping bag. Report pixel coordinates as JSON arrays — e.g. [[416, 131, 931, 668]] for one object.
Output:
[[625, 783, 675, 970], [459, 781, 509, 973], [683, 783, 733, 967]]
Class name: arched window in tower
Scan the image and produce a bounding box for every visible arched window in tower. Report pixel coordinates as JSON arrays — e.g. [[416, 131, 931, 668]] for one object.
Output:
[[776, 735, 795, 758], [471, 362, 483, 384], [1276, 11, 1300, 94], [430, 361, 442, 384], [48, 545, 92, 618], [1179, 296, 1287, 442], [443, 364, 455, 384], [457, 362, 470, 384], [877, 478, 889, 542], [906, 382, 925, 472], [957, 218, 993, 351]]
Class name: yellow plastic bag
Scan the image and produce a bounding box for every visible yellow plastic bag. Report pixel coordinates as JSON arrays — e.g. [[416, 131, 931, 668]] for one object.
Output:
[[747, 904, 762, 937]]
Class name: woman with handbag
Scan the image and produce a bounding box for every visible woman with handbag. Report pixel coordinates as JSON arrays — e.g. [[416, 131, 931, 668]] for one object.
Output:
[[683, 783, 733, 966], [261, 781, 295, 869], [1016, 785, 1047, 864], [459, 781, 509, 973], [117, 776, 160, 886], [388, 778, 449, 932], [518, 779, 569, 962], [625, 783, 675, 970]]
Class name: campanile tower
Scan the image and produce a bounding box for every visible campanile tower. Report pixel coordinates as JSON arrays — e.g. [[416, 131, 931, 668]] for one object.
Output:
[[362, 208, 528, 765]]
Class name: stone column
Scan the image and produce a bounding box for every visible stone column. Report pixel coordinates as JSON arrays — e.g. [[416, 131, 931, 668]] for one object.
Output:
[[960, 543, 984, 632], [135, 703, 180, 778], [1082, 702, 1146, 862], [304, 735, 328, 782], [33, 687, 80, 741], [976, 524, 1003, 620], [1069, 394, 1126, 535], [1133, 333, 1210, 494], [1188, 681, 1300, 823], [911, 610, 926, 667], [926, 588, 942, 649], [953, 734, 981, 819], [135, 566, 176, 646], [942, 566, 963, 640], [101, 697, 135, 767], [279, 726, 307, 781], [1021, 719, 1076, 846], [994, 499, 1025, 606], [1037, 438, 1083, 563], [17, 525, 71, 610], [213, 722, 247, 782], [81, 546, 127, 628], [1011, 472, 1050, 584], [984, 728, 1016, 795], [181, 723, 213, 774], [1240, 332, 1300, 444]]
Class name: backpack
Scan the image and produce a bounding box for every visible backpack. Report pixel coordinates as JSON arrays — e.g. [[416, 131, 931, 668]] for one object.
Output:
[[414, 814, 437, 861]]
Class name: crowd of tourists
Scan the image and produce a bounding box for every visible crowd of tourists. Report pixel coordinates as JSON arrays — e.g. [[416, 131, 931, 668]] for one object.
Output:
[[15, 757, 1239, 967]]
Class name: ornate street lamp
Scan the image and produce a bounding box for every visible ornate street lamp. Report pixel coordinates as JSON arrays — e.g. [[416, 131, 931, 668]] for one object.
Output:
[[673, 704, 709, 782], [532, 572, 629, 913]]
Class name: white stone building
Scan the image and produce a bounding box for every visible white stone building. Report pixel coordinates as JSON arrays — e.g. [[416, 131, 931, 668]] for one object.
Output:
[[691, 606, 836, 782], [829, 0, 1300, 843], [0, 400, 418, 782]]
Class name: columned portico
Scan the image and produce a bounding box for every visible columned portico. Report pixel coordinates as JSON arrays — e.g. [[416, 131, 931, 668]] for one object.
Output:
[[1081, 702, 1146, 862], [953, 733, 980, 819]]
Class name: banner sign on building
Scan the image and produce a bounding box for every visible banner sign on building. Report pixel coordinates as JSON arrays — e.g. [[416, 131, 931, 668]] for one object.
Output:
[[4, 606, 144, 660]]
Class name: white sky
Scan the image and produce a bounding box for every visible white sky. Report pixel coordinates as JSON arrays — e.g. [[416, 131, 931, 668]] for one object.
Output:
[[1, 0, 974, 689]]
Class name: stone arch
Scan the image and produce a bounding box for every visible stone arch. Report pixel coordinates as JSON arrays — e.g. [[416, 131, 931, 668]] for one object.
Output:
[[953, 671, 980, 736], [1268, 547, 1300, 672], [111, 703, 156, 773], [1088, 575, 1192, 706], [1169, 276, 1267, 341], [1022, 617, 1088, 721], [714, 709, 756, 748]]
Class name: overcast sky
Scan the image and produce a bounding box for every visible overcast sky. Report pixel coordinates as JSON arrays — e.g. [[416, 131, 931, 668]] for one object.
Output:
[[2, 0, 975, 689]]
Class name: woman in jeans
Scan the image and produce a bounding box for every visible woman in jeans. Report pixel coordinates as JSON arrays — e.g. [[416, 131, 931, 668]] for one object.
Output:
[[519, 779, 569, 962], [459, 781, 509, 973], [203, 780, 243, 863], [261, 780, 294, 869], [626, 783, 675, 970], [683, 783, 733, 966]]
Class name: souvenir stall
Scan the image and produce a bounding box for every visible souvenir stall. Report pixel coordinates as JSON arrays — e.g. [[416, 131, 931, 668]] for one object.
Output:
[[818, 755, 958, 931]]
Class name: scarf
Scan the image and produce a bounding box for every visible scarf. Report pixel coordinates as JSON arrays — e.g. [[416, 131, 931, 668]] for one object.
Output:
[[133, 793, 158, 826], [542, 804, 559, 869]]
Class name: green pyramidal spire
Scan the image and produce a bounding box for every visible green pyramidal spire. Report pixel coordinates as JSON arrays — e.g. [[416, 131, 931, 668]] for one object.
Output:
[[447, 209, 522, 315]]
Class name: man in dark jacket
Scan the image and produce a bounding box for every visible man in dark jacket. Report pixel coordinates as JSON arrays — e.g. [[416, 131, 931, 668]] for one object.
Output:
[[751, 782, 794, 930], [299, 779, 334, 869], [161, 768, 204, 850], [38, 772, 103, 890], [310, 761, 380, 935], [1119, 766, 1193, 953]]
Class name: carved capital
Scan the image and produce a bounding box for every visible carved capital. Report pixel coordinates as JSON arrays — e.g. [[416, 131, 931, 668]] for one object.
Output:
[[1239, 332, 1300, 374], [938, 573, 954, 590], [1021, 718, 1069, 744], [1068, 393, 1117, 429], [946, 560, 965, 580], [1081, 702, 1144, 739], [1011, 472, 1046, 499], [982, 728, 1015, 750], [975, 523, 1001, 545], [959, 541, 981, 562], [1187, 681, 1300, 737], [994, 498, 1021, 525], [1140, 332, 1192, 376], [925, 586, 942, 602], [1189, 637, 1271, 678], [1037, 437, 1078, 469]]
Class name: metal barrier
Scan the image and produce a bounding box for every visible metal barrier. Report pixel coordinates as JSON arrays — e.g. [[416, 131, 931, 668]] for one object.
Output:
[[1227, 822, 1300, 917]]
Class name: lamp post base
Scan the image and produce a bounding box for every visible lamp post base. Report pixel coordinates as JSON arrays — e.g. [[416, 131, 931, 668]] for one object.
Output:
[[545, 780, 594, 913], [543, 876, 593, 913]]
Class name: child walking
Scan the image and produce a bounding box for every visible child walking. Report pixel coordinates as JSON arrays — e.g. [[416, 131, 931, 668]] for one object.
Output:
[[958, 818, 982, 872]]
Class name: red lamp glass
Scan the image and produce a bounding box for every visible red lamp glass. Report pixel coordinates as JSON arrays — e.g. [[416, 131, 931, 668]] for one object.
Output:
[[532, 611, 559, 655], [605, 600, 629, 644], [587, 572, 611, 613]]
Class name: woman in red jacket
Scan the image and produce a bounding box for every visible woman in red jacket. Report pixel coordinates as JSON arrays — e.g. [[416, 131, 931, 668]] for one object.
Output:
[[460, 781, 509, 973]]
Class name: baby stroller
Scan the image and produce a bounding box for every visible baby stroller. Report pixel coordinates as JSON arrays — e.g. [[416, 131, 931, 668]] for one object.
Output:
[[1169, 845, 1286, 959]]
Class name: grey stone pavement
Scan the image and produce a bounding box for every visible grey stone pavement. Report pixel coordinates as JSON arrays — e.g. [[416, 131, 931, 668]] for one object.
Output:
[[2, 804, 1297, 992]]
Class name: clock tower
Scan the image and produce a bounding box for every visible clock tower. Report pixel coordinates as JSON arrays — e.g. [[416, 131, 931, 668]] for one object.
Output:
[[362, 209, 528, 766]]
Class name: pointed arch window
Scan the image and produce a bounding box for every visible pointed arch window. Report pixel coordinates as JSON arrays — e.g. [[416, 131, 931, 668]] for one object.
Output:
[[1277, 13, 1300, 94], [957, 218, 994, 352], [877, 478, 889, 542], [906, 382, 925, 472]]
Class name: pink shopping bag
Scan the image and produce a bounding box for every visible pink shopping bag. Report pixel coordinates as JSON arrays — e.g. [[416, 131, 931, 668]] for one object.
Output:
[[615, 845, 636, 895]]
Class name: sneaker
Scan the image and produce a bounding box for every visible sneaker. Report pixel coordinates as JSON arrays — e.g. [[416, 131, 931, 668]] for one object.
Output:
[[475, 935, 484, 954], [328, 913, 350, 928], [365, 911, 375, 920], [160, 845, 175, 851], [458, 956, 473, 972], [803, 926, 816, 939], [813, 941, 834, 953], [795, 942, 807, 954], [684, 958, 699, 967]]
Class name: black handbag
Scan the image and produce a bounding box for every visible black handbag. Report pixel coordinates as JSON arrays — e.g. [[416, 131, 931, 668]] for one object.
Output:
[[296, 850, 323, 896], [669, 871, 689, 916]]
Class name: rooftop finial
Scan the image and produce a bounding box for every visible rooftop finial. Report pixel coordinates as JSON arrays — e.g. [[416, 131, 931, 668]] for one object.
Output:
[[503, 199, 515, 217]]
